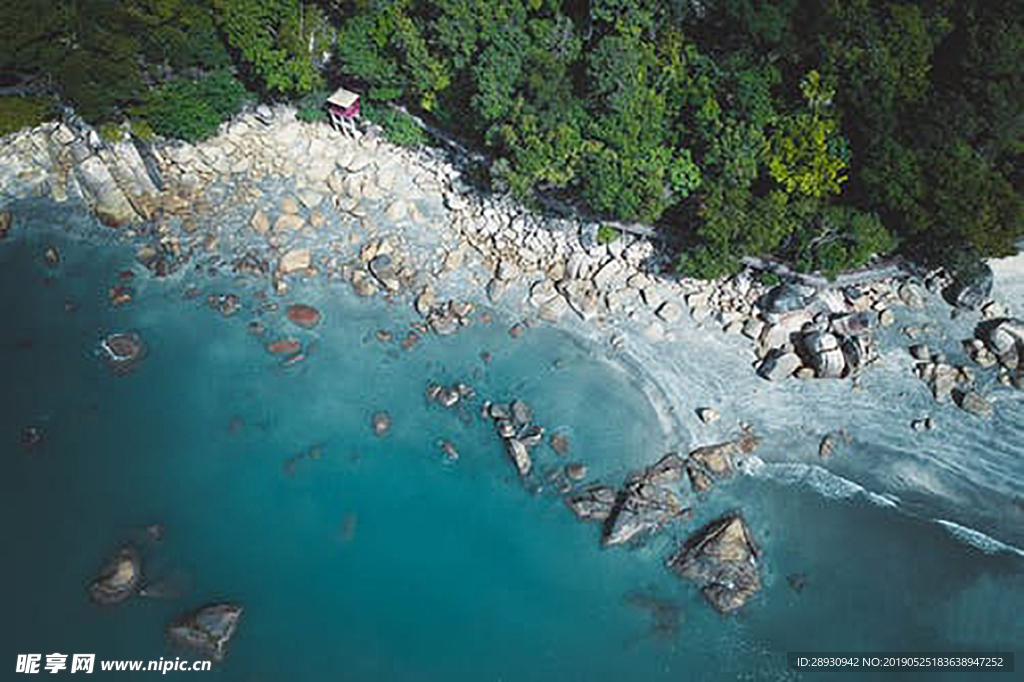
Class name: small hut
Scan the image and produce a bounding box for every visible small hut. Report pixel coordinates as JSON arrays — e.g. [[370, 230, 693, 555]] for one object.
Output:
[[327, 87, 361, 137]]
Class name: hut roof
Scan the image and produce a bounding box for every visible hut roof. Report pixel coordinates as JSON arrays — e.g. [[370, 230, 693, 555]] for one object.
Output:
[[327, 88, 360, 108]]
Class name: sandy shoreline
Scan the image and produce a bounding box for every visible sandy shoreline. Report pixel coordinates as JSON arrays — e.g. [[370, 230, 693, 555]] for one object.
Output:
[[1, 108, 1022, 553]]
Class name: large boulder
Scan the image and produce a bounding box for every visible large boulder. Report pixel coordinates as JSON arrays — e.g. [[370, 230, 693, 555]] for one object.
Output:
[[685, 431, 761, 493], [943, 260, 993, 310], [504, 438, 532, 477], [801, 331, 846, 378], [758, 351, 802, 381], [166, 603, 243, 661], [762, 282, 816, 317], [667, 514, 761, 614], [279, 248, 311, 275], [88, 546, 141, 605], [75, 156, 140, 226], [566, 486, 618, 522], [602, 453, 691, 547]]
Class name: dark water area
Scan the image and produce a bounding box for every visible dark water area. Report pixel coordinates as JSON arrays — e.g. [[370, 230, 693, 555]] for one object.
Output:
[[1, 203, 1021, 680]]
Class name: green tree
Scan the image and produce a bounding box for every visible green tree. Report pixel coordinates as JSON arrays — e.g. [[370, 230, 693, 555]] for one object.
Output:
[[213, 0, 329, 95], [767, 70, 848, 198]]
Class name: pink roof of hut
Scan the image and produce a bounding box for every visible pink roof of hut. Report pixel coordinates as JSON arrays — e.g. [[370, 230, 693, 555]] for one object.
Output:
[[327, 87, 360, 118]]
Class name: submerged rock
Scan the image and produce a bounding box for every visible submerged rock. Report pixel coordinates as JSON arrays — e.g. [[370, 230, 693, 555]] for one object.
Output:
[[286, 304, 322, 329], [266, 339, 301, 355], [0, 210, 11, 239], [371, 411, 392, 437], [166, 603, 242, 661], [88, 546, 142, 605], [510, 399, 533, 428], [667, 514, 761, 614], [549, 432, 570, 455], [99, 332, 146, 375], [566, 485, 618, 522]]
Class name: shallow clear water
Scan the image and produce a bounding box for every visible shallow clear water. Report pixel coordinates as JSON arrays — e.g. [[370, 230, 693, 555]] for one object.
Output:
[[2, 202, 1021, 680]]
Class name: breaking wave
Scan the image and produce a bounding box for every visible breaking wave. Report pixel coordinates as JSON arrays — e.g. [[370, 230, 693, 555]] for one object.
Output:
[[935, 519, 1024, 558]]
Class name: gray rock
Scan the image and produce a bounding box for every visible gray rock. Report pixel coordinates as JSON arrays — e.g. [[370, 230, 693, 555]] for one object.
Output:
[[565, 463, 588, 481], [602, 479, 689, 547], [758, 352, 802, 381], [369, 254, 401, 292], [697, 407, 721, 425], [667, 514, 761, 614], [371, 411, 392, 437], [510, 399, 533, 428], [505, 438, 532, 477], [88, 546, 141, 605], [166, 603, 243, 661], [909, 344, 931, 361], [565, 485, 617, 522], [656, 301, 683, 324], [549, 433, 570, 455], [685, 431, 761, 493], [956, 390, 993, 418]]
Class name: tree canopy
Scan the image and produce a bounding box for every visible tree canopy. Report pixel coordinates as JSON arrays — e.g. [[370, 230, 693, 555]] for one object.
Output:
[[0, 0, 1019, 276]]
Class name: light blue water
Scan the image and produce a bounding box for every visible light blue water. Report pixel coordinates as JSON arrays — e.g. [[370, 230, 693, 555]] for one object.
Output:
[[2, 202, 1021, 681]]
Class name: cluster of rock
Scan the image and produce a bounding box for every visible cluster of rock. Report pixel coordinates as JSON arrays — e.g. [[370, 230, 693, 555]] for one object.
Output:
[[752, 282, 888, 381], [0, 115, 162, 226], [86, 533, 242, 661], [479, 398, 544, 478], [564, 430, 765, 612], [968, 318, 1023, 389], [909, 317, 1022, 419]]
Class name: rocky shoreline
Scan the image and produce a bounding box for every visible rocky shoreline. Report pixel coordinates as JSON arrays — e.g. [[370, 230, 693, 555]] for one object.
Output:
[[3, 107, 1021, 622]]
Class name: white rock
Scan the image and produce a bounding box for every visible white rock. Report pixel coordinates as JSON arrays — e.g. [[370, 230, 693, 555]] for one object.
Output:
[[697, 408, 721, 424], [657, 301, 683, 324], [592, 259, 628, 291], [385, 199, 408, 222], [280, 248, 311, 275], [538, 295, 569, 322], [250, 208, 269, 234], [297, 189, 323, 210], [274, 213, 305, 232], [759, 352, 802, 381]]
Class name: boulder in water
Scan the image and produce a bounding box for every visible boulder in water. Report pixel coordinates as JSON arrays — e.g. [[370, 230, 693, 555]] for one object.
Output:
[[667, 513, 761, 614], [286, 304, 322, 329], [166, 603, 242, 661], [0, 211, 11, 239], [602, 479, 689, 547], [88, 546, 141, 605], [371, 411, 392, 437], [505, 438, 532, 477], [266, 339, 301, 355], [955, 390, 993, 418], [565, 485, 618, 522], [99, 332, 146, 375]]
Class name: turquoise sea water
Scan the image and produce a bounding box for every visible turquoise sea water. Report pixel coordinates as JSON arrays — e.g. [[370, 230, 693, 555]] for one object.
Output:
[[2, 201, 1021, 680]]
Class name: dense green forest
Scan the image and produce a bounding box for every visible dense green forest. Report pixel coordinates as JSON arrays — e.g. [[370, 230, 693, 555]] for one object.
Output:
[[1, 0, 1020, 278]]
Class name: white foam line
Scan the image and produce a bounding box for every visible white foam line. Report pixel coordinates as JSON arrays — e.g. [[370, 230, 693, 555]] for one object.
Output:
[[935, 519, 1024, 558]]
